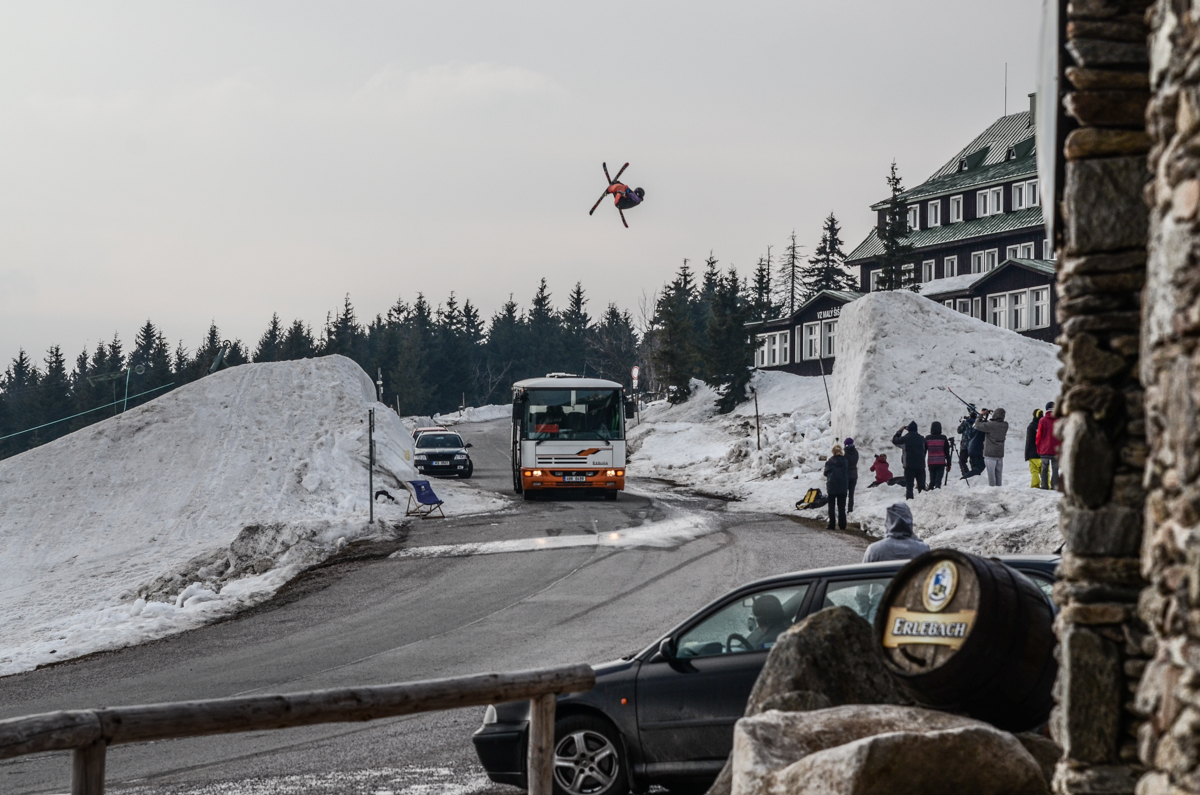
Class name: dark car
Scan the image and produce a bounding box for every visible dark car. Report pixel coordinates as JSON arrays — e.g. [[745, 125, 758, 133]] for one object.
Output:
[[413, 431, 474, 478], [473, 555, 1058, 795]]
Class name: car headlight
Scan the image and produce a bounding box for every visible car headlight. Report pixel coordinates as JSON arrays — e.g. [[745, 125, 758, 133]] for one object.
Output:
[[483, 704, 498, 725], [454, 454, 468, 460], [414, 454, 427, 461]]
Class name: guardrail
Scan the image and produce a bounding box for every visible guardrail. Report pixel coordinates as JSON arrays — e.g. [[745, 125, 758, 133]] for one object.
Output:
[[0, 664, 596, 795]]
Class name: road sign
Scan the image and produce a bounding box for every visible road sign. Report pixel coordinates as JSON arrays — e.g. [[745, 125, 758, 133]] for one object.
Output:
[[631, 366, 640, 390]]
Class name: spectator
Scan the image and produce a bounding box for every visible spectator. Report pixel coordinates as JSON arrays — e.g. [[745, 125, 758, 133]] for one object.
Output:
[[891, 421, 927, 500], [868, 453, 893, 488], [1025, 408, 1044, 488], [823, 444, 850, 531], [973, 407, 1010, 487], [1036, 401, 1060, 489], [925, 422, 949, 489], [863, 503, 931, 562], [844, 438, 859, 513]]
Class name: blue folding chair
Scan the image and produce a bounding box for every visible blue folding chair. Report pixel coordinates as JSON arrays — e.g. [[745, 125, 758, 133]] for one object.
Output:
[[405, 480, 446, 519]]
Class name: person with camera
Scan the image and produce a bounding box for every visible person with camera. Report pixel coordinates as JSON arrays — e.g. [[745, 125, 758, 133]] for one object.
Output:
[[891, 421, 927, 500], [973, 407, 1010, 486], [958, 410, 987, 479]]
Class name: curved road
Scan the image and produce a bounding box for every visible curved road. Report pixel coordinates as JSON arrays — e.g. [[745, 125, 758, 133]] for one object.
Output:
[[0, 418, 865, 794]]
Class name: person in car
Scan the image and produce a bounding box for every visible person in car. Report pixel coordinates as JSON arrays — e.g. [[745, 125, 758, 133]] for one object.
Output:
[[746, 594, 790, 649], [862, 503, 930, 562]]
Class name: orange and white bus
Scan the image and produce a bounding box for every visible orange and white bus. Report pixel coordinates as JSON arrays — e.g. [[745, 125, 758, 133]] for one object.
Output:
[[510, 374, 633, 500]]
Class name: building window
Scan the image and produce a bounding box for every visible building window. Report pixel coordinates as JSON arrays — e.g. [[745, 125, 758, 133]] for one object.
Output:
[[901, 263, 915, 285], [1009, 291, 1028, 331], [989, 294, 1008, 328], [1019, 242, 1035, 259], [972, 297, 982, 319], [977, 190, 989, 217], [922, 260, 935, 282], [957, 299, 971, 315], [1043, 239, 1055, 260], [821, 320, 837, 358], [928, 201, 941, 227], [869, 269, 881, 291], [943, 300, 954, 309], [802, 322, 820, 360], [907, 206, 919, 231], [778, 331, 790, 364], [767, 334, 777, 365], [949, 195, 963, 223], [1006, 245, 1020, 260], [1031, 288, 1050, 328], [990, 187, 1003, 214], [985, 249, 998, 271], [1013, 182, 1025, 210], [1027, 179, 1040, 206], [944, 255, 957, 277], [971, 251, 985, 273], [755, 335, 768, 367]]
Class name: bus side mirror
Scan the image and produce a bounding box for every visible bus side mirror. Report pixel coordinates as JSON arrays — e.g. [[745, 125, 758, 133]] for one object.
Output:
[[624, 399, 636, 419], [512, 403, 523, 421]]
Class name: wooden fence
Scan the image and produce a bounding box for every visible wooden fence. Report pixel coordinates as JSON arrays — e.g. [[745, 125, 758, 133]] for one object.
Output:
[[0, 664, 595, 795]]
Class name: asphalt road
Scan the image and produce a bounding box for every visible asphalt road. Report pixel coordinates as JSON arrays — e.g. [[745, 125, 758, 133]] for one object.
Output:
[[0, 418, 867, 795]]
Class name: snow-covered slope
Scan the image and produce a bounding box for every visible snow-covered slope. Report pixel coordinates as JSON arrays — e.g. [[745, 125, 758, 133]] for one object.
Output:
[[629, 292, 1063, 556], [0, 355, 502, 676], [832, 291, 1060, 463]]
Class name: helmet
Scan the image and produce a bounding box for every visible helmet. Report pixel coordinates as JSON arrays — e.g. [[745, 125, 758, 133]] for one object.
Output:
[[634, 187, 645, 198]]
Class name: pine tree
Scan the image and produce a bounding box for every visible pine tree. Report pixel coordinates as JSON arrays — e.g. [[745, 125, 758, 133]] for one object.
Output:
[[651, 261, 701, 403], [37, 346, 72, 443], [587, 304, 639, 387], [387, 325, 435, 415], [777, 233, 804, 315], [876, 162, 918, 292], [254, 314, 284, 362], [561, 283, 590, 376], [704, 268, 756, 413], [801, 213, 858, 297], [750, 257, 777, 322], [322, 295, 367, 361], [280, 320, 318, 360], [526, 279, 563, 378]]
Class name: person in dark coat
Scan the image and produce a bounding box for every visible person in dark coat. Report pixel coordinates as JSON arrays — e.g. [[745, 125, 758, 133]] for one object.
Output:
[[925, 422, 949, 489], [891, 421, 926, 500], [823, 444, 849, 530], [844, 438, 859, 513], [960, 411, 987, 478], [1025, 408, 1044, 488]]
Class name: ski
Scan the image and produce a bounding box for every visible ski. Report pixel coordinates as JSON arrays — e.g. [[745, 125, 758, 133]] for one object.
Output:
[[589, 190, 609, 215], [619, 208, 628, 228], [611, 162, 629, 184], [603, 162, 612, 184]]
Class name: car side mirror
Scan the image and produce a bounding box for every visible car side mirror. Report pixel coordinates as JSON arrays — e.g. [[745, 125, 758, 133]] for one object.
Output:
[[465, 443, 473, 448], [658, 637, 676, 661]]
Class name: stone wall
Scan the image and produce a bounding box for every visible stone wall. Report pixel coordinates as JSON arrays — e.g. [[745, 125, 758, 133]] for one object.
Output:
[[1133, 2, 1200, 793], [1052, 1, 1153, 793]]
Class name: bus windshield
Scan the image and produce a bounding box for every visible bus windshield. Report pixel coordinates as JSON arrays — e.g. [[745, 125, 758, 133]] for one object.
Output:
[[520, 389, 624, 441]]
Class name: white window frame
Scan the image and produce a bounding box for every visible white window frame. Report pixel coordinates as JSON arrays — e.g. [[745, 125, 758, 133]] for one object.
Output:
[[755, 335, 769, 367], [927, 200, 941, 227], [943, 300, 954, 309], [989, 187, 1003, 214], [1031, 287, 1050, 329], [1026, 178, 1040, 206], [1019, 242, 1035, 259], [985, 249, 998, 271], [971, 251, 985, 274], [907, 205, 919, 231], [944, 255, 957, 277], [1012, 182, 1025, 210], [1006, 245, 1020, 260], [972, 297, 982, 319], [976, 190, 989, 217], [901, 263, 915, 285], [777, 331, 790, 364], [870, 269, 881, 291], [802, 322, 820, 360], [1043, 239, 1055, 260], [821, 319, 837, 358], [956, 299, 971, 315], [989, 294, 1008, 328], [1009, 290, 1028, 331], [922, 260, 935, 282], [767, 334, 777, 365], [949, 195, 963, 223]]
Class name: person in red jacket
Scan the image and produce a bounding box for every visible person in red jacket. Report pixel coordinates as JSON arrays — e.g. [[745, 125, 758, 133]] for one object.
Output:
[[1035, 401, 1060, 489], [868, 454, 894, 487]]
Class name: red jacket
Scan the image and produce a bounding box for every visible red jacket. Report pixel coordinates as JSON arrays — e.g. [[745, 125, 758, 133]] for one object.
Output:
[[1035, 413, 1060, 456], [870, 458, 893, 484]]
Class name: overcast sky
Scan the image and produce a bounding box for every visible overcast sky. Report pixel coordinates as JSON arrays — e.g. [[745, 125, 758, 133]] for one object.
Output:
[[0, 1, 1045, 368]]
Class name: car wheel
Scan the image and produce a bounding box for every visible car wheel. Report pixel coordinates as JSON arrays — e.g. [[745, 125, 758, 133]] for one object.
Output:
[[459, 465, 473, 479], [552, 714, 628, 795]]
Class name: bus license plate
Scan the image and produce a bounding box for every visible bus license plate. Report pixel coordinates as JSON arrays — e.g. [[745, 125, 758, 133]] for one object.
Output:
[[563, 475, 586, 483]]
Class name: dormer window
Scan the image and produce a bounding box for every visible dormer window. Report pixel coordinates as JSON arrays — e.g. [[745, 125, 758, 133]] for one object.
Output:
[[1006, 147, 1017, 160], [958, 158, 968, 172]]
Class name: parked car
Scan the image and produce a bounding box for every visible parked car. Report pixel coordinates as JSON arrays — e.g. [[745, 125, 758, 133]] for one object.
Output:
[[472, 555, 1058, 795], [413, 431, 473, 478]]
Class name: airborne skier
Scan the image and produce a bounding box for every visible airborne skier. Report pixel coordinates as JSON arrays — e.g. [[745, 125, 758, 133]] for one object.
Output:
[[588, 162, 645, 227]]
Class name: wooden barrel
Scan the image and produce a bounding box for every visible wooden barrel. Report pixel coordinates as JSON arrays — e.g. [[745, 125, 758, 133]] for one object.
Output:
[[872, 549, 1057, 731]]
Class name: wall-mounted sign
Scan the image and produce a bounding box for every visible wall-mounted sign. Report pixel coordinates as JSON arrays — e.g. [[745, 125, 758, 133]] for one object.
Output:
[[816, 307, 841, 320]]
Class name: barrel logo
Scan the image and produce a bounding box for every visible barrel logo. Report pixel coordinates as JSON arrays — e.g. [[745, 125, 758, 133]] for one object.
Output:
[[922, 560, 958, 613], [882, 607, 977, 650]]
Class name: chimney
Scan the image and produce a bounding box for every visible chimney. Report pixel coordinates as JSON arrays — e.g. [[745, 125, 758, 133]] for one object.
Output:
[[1028, 92, 1037, 128]]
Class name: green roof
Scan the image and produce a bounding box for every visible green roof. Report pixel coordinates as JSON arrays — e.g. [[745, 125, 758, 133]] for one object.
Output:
[[745, 290, 864, 329], [846, 207, 1044, 263], [870, 155, 1038, 210]]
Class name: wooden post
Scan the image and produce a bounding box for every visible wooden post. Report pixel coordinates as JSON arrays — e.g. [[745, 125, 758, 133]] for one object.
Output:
[[72, 739, 105, 795], [368, 408, 375, 525], [527, 693, 556, 795]]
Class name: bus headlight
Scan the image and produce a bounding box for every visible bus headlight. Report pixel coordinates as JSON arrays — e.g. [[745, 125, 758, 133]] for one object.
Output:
[[606, 469, 616, 477], [532, 469, 542, 476]]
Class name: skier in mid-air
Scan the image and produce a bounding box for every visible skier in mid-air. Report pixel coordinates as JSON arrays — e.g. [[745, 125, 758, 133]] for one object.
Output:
[[589, 162, 645, 227]]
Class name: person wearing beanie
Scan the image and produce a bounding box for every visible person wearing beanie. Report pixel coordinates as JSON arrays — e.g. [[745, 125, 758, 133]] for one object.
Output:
[[868, 453, 893, 487], [973, 407, 1009, 486], [823, 444, 850, 531], [863, 503, 931, 562], [1025, 408, 1044, 488], [844, 438, 859, 513], [925, 422, 949, 489], [891, 421, 926, 499], [1036, 401, 1060, 489]]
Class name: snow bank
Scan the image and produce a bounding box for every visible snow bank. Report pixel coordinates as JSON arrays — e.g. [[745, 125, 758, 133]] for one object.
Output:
[[629, 293, 1063, 556], [434, 404, 511, 425], [0, 355, 503, 676], [832, 291, 1060, 464]]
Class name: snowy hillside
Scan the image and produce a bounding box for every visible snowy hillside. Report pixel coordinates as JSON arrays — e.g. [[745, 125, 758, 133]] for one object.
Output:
[[0, 355, 503, 676], [832, 291, 1060, 463], [629, 292, 1063, 556]]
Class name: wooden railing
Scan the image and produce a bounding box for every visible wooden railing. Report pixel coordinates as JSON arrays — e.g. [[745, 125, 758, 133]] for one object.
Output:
[[0, 664, 595, 795]]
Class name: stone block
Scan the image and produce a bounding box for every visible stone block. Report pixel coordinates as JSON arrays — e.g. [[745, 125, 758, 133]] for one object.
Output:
[[1071, 333, 1134, 381], [1062, 552, 1146, 584], [1066, 90, 1151, 127], [1060, 623, 1124, 763], [1062, 504, 1144, 557], [1065, 157, 1151, 254], [1063, 412, 1118, 508], [1060, 250, 1147, 276], [1064, 312, 1144, 336], [1067, 66, 1151, 90], [1052, 762, 1143, 793], [1064, 384, 1124, 421], [1068, 39, 1149, 68], [1067, 20, 1150, 43], [1063, 603, 1132, 624]]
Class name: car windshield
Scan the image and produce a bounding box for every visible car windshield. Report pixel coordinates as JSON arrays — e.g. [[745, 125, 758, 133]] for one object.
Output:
[[676, 585, 809, 658], [416, 433, 464, 449], [520, 389, 624, 441]]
